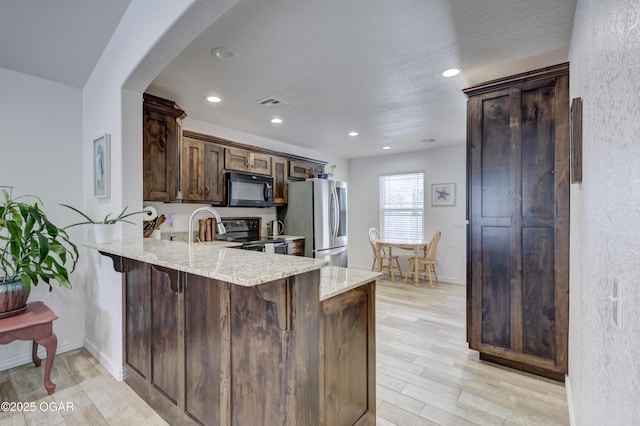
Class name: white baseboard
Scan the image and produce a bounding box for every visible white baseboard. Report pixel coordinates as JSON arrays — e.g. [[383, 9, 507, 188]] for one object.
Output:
[[0, 338, 84, 372], [438, 275, 465, 285], [565, 374, 576, 426], [83, 338, 124, 381], [347, 263, 465, 285]]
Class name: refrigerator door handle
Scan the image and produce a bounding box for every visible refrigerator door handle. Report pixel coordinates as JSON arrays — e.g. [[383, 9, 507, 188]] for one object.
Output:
[[331, 183, 339, 240], [314, 246, 346, 256]]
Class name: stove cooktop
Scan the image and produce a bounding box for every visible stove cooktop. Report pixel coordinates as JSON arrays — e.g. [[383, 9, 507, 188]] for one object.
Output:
[[216, 218, 285, 246]]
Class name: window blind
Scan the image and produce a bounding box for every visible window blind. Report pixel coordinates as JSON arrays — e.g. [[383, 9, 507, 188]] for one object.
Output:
[[379, 172, 424, 242]]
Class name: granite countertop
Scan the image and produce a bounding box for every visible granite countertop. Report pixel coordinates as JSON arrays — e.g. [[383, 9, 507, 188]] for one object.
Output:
[[84, 239, 328, 287], [319, 267, 381, 301], [276, 235, 305, 240]]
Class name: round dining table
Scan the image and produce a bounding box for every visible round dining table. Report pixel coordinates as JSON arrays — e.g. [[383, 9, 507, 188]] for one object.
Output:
[[375, 240, 432, 285]]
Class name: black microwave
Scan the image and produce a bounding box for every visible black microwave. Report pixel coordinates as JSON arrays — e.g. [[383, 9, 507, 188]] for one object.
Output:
[[226, 172, 274, 207]]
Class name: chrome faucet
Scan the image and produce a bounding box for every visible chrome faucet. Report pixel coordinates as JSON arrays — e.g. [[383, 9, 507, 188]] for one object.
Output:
[[188, 207, 227, 244]]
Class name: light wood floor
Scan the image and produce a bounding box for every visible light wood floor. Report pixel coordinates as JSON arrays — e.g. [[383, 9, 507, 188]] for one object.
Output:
[[375, 278, 568, 425], [0, 278, 569, 425]]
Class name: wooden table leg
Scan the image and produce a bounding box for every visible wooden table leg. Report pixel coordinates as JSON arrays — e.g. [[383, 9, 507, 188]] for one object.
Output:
[[32, 340, 42, 367], [413, 247, 419, 285], [34, 333, 57, 395]]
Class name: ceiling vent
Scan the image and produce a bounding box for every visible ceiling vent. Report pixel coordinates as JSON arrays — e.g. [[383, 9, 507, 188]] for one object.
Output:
[[256, 96, 289, 107]]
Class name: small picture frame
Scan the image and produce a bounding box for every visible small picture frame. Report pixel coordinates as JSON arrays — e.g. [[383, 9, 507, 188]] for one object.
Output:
[[431, 183, 455, 206], [93, 134, 111, 198]]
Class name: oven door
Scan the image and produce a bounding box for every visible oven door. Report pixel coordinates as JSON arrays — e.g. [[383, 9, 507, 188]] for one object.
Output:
[[243, 241, 288, 254], [227, 172, 274, 207]]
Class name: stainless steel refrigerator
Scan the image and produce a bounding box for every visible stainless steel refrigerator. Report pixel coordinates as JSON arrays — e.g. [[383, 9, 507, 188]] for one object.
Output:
[[284, 179, 348, 267]]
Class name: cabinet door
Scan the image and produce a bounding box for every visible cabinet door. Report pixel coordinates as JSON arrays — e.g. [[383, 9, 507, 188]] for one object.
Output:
[[125, 260, 151, 379], [224, 148, 272, 175], [224, 148, 250, 172], [182, 137, 204, 201], [310, 163, 325, 177], [289, 160, 312, 179], [250, 152, 272, 175], [320, 283, 376, 425], [143, 94, 185, 202], [203, 143, 225, 205], [466, 68, 569, 379], [289, 160, 324, 180], [271, 156, 288, 205], [184, 274, 229, 425], [150, 266, 183, 405], [143, 109, 180, 201]]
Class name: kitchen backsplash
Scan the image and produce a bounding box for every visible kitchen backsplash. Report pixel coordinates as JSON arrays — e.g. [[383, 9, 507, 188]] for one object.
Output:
[[143, 201, 279, 239]]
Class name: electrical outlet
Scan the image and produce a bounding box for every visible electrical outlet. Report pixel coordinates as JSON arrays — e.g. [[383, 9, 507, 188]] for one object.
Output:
[[609, 279, 622, 328]]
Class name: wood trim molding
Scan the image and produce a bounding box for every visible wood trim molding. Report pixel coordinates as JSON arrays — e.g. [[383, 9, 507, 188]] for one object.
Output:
[[183, 130, 327, 166], [462, 62, 569, 97], [143, 93, 186, 119]]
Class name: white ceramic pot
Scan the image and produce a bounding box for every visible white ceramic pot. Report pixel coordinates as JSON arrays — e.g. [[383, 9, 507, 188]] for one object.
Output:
[[93, 224, 115, 243]]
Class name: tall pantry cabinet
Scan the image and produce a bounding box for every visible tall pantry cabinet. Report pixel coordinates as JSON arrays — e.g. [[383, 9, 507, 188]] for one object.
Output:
[[464, 63, 570, 381]]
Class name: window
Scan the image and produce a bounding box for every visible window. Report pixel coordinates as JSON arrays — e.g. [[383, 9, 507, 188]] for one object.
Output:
[[379, 172, 424, 242]]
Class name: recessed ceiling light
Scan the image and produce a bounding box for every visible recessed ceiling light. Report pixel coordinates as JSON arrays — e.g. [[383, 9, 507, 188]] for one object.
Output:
[[211, 47, 238, 60], [206, 96, 222, 103], [271, 118, 283, 124], [442, 68, 461, 78], [382, 146, 391, 150], [348, 131, 358, 137]]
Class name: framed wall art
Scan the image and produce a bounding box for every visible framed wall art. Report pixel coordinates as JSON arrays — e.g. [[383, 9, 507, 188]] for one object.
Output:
[[571, 97, 583, 183], [93, 134, 111, 198], [431, 183, 455, 206]]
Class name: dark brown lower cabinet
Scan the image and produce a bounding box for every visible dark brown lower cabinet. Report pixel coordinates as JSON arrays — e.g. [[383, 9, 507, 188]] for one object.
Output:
[[184, 275, 228, 424], [464, 63, 570, 381], [118, 257, 375, 425], [320, 285, 376, 426]]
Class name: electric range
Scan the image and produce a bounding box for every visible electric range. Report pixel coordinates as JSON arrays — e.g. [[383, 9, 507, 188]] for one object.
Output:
[[216, 218, 288, 254]]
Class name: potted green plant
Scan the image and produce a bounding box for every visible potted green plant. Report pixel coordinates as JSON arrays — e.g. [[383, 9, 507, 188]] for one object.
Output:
[[0, 189, 79, 318], [62, 204, 145, 243]]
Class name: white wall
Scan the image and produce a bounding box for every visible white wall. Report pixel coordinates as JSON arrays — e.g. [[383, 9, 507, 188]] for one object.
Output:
[[349, 145, 466, 284], [0, 67, 85, 370], [567, 0, 640, 424], [81, 0, 239, 379]]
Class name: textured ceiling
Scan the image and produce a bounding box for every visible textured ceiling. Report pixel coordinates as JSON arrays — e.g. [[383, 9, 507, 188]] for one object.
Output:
[[0, 0, 576, 159], [148, 0, 577, 159]]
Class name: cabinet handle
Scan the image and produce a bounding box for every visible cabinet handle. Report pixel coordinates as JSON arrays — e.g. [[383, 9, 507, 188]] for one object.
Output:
[[205, 186, 209, 194]]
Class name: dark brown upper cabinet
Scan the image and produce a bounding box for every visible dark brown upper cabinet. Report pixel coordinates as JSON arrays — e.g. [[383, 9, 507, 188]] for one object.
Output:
[[289, 160, 324, 180], [224, 147, 272, 176], [181, 136, 225, 205], [143, 94, 186, 202], [143, 94, 326, 205], [271, 156, 288, 206]]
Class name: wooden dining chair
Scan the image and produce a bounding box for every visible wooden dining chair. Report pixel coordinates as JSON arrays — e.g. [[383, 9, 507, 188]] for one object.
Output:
[[405, 231, 441, 287], [368, 228, 383, 271], [368, 228, 403, 282]]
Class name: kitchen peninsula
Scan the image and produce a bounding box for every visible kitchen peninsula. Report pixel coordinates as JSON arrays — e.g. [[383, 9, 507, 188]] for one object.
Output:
[[87, 239, 378, 426]]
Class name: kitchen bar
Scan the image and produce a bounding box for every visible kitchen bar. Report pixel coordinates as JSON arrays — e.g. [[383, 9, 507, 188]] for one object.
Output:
[[86, 239, 379, 426]]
